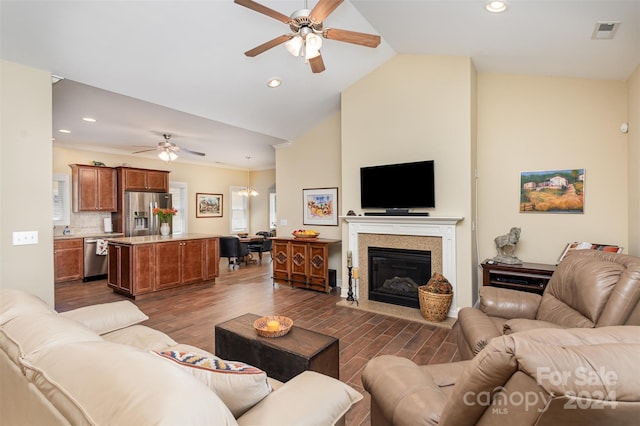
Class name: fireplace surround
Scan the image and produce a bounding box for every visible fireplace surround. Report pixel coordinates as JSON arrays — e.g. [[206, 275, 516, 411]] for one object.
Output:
[[342, 216, 463, 318]]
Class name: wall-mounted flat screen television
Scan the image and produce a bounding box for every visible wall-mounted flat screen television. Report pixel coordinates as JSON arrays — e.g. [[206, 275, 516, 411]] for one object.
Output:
[[360, 160, 435, 210]]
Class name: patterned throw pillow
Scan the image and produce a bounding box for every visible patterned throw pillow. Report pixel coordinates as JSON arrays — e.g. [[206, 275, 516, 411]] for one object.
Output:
[[155, 350, 272, 417]]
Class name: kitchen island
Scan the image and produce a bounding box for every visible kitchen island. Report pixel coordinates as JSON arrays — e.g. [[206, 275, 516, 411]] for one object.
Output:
[[107, 234, 219, 298]]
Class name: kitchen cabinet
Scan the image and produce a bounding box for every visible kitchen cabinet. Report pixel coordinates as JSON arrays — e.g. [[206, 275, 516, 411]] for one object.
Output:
[[117, 167, 169, 192], [155, 239, 205, 290], [107, 235, 218, 298], [70, 164, 117, 212], [272, 237, 340, 293], [54, 238, 84, 283]]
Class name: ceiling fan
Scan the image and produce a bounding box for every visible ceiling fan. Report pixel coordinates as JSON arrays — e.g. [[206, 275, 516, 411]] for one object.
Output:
[[133, 134, 205, 162], [235, 0, 381, 73]]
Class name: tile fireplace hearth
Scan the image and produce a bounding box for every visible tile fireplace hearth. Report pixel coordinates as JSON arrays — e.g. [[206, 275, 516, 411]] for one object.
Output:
[[341, 216, 463, 319]]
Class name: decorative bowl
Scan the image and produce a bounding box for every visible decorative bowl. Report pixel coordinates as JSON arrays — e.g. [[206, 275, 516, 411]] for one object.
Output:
[[253, 315, 293, 338], [292, 231, 320, 239]]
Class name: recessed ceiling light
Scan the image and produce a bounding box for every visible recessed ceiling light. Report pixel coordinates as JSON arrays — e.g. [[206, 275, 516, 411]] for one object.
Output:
[[267, 78, 281, 88], [485, 1, 507, 13], [82, 117, 96, 122], [58, 129, 71, 134]]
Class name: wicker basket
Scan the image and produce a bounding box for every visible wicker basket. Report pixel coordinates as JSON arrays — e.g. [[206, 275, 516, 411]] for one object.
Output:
[[418, 287, 453, 322], [253, 315, 293, 338]]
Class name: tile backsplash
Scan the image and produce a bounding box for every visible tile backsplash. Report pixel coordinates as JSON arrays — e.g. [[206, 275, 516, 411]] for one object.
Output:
[[54, 212, 112, 237]]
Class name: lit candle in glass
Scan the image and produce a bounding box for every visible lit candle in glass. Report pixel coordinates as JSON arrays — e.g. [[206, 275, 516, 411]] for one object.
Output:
[[347, 251, 352, 267], [353, 267, 358, 279], [267, 319, 280, 331]]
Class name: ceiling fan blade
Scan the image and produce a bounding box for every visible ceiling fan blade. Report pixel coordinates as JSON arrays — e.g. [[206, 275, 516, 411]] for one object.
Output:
[[309, 54, 325, 74], [309, 0, 343, 22], [234, 0, 291, 24], [245, 34, 293, 57], [132, 148, 158, 154], [182, 148, 206, 157], [323, 28, 381, 48]]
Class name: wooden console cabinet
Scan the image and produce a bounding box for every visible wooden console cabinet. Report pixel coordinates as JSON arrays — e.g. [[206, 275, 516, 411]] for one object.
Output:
[[108, 235, 219, 298], [481, 260, 556, 295], [272, 237, 340, 293], [54, 238, 84, 283]]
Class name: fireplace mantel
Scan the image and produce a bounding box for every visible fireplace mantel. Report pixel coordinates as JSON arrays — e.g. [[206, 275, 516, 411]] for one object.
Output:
[[341, 215, 463, 317]]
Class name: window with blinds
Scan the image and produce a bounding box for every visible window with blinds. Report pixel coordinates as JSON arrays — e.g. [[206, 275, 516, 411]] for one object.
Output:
[[230, 186, 248, 233], [53, 173, 70, 226]]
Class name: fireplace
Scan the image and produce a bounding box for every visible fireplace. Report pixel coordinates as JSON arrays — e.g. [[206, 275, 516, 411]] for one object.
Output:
[[368, 247, 431, 309]]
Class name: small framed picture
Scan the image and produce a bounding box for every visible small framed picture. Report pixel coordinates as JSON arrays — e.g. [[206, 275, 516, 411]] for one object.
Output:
[[196, 193, 223, 218], [303, 187, 338, 226]]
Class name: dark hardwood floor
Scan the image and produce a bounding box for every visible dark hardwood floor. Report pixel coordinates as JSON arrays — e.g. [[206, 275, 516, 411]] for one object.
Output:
[[55, 257, 460, 426]]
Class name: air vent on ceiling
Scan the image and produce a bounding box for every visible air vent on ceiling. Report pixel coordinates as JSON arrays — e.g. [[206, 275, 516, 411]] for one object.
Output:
[[591, 21, 620, 40]]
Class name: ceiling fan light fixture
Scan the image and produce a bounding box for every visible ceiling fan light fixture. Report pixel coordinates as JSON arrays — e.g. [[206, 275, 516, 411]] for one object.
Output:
[[158, 149, 178, 162], [304, 32, 322, 59], [285, 35, 303, 56]]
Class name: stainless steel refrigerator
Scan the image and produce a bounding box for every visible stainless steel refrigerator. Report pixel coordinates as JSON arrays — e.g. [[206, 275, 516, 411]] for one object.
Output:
[[124, 192, 172, 237]]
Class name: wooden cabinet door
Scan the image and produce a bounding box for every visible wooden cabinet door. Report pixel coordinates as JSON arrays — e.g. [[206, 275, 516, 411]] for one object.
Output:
[[205, 238, 219, 280], [54, 239, 83, 283], [107, 243, 132, 293], [290, 242, 308, 288], [122, 168, 147, 191], [308, 243, 329, 291], [145, 170, 169, 192], [181, 240, 205, 284], [76, 167, 98, 211], [272, 240, 289, 283], [155, 242, 182, 289], [97, 167, 117, 211], [132, 244, 155, 294]]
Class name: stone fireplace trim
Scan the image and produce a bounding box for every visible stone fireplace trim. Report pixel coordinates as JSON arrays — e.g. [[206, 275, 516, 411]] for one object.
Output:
[[341, 216, 463, 318]]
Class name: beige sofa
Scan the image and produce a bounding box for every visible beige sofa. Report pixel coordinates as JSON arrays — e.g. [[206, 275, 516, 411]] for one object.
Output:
[[0, 288, 362, 425], [363, 326, 640, 426]]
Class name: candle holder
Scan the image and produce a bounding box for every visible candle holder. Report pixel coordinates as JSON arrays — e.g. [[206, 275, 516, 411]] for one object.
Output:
[[347, 266, 355, 302]]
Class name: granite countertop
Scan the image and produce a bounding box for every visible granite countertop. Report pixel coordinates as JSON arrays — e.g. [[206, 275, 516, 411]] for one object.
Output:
[[107, 233, 220, 245], [54, 232, 124, 241]]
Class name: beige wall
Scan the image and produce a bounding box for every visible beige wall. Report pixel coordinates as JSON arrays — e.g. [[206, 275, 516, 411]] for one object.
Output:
[[477, 73, 629, 265], [341, 55, 476, 309], [248, 168, 276, 233], [1, 60, 54, 304], [628, 65, 640, 256], [53, 147, 274, 235]]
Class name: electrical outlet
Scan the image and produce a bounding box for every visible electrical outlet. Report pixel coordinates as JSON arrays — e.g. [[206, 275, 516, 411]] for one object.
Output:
[[12, 231, 38, 245], [280, 219, 288, 226]]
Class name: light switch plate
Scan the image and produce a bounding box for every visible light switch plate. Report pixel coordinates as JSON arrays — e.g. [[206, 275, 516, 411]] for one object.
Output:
[[12, 231, 38, 245]]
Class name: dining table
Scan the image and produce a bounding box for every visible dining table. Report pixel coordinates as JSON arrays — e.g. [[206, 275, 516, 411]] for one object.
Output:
[[237, 235, 265, 264]]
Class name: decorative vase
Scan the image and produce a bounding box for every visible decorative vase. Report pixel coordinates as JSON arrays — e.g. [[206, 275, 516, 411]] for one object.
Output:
[[160, 222, 170, 236]]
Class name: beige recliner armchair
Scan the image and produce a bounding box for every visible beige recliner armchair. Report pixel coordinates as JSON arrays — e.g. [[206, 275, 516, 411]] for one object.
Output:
[[362, 326, 640, 426], [454, 250, 640, 360]]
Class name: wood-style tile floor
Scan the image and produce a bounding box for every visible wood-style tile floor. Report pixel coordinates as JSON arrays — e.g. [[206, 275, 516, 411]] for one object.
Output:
[[54, 256, 460, 426]]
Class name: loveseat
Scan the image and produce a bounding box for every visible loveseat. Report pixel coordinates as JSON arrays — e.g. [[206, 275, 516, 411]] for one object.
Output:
[[363, 326, 640, 426], [0, 288, 362, 425], [454, 250, 640, 360]]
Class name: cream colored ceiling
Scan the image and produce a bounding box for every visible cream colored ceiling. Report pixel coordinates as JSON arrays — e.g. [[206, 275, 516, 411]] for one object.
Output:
[[1, 1, 638, 169]]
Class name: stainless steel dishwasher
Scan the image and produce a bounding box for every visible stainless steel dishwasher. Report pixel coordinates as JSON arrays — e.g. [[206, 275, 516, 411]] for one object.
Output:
[[83, 237, 108, 281]]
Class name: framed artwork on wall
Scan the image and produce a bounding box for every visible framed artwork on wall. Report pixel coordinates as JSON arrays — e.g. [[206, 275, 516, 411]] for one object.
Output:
[[520, 169, 585, 213], [196, 193, 223, 218], [303, 187, 338, 226]]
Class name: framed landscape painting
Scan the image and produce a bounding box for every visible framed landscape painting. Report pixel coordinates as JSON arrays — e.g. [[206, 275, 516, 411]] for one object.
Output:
[[303, 187, 338, 226], [520, 169, 584, 213], [196, 193, 223, 218]]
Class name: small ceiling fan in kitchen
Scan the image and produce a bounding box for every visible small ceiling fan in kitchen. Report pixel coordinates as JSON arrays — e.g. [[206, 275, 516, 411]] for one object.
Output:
[[234, 0, 381, 73], [132, 133, 205, 162]]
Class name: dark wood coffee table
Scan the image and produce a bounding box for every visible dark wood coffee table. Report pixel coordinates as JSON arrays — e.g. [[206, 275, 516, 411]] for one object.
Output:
[[214, 313, 339, 382]]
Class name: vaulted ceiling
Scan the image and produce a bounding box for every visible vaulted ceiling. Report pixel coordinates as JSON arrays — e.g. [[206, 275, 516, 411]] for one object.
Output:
[[2, 1, 638, 169]]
